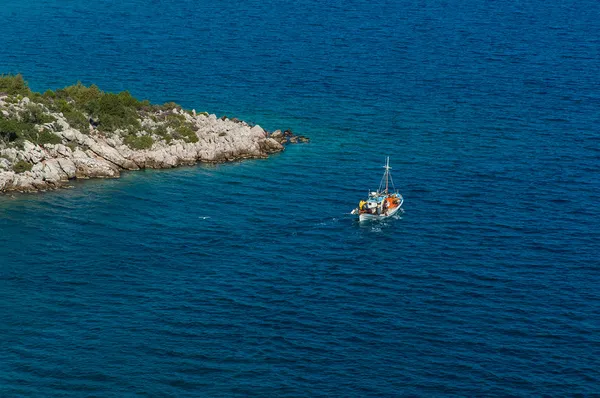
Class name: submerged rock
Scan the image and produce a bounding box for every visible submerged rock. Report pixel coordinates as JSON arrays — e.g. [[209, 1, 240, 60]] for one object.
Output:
[[268, 128, 310, 145]]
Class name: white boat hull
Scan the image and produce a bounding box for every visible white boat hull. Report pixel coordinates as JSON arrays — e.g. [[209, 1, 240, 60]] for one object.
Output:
[[358, 202, 402, 222]]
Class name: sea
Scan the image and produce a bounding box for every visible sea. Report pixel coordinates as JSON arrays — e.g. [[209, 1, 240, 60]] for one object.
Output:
[[1, 0, 599, 396]]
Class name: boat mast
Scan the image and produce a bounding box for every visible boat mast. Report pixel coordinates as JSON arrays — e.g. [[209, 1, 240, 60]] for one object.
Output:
[[377, 157, 394, 194], [384, 156, 391, 193]]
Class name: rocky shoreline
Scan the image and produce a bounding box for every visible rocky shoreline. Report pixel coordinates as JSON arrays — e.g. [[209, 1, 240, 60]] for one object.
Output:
[[0, 77, 308, 194]]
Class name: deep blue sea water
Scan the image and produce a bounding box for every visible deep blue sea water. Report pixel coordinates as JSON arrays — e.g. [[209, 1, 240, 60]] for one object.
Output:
[[1, 0, 600, 395]]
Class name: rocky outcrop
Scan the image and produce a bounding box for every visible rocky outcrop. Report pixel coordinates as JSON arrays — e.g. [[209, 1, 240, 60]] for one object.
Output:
[[0, 96, 308, 193], [269, 129, 310, 145]]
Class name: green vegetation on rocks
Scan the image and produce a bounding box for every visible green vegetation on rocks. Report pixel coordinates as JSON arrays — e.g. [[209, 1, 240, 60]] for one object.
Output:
[[0, 117, 27, 143], [0, 74, 207, 150], [22, 104, 56, 125], [12, 160, 32, 173], [124, 134, 154, 150], [49, 83, 142, 133], [34, 130, 62, 145], [0, 114, 61, 146], [161, 113, 199, 143], [0, 74, 30, 96]]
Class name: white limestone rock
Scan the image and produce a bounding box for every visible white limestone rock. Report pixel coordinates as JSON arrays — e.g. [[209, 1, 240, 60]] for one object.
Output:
[[72, 149, 120, 179], [0, 171, 15, 191], [0, 158, 10, 171], [0, 95, 294, 193], [57, 158, 77, 179], [21, 141, 46, 164], [87, 141, 139, 170]]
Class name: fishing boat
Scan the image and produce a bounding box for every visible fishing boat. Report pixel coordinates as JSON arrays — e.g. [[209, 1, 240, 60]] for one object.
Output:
[[351, 157, 403, 222]]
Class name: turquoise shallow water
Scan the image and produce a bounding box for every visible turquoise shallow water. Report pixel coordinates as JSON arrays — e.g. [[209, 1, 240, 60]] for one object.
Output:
[[1, 0, 600, 396]]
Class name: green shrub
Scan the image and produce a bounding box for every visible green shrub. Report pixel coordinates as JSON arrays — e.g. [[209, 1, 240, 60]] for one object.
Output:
[[136, 99, 153, 113], [0, 74, 31, 96], [124, 134, 153, 150], [165, 113, 185, 123], [158, 101, 182, 112], [152, 124, 171, 143], [53, 100, 88, 132], [0, 114, 61, 146], [34, 130, 62, 145], [116, 91, 142, 108], [87, 92, 141, 132], [174, 125, 199, 143], [64, 109, 89, 132], [21, 104, 55, 125], [0, 117, 31, 143], [54, 99, 71, 113], [163, 115, 198, 143], [66, 142, 78, 152], [18, 129, 61, 146], [55, 82, 102, 111], [12, 160, 32, 173], [52, 83, 143, 133], [3, 95, 19, 104], [52, 121, 64, 132]]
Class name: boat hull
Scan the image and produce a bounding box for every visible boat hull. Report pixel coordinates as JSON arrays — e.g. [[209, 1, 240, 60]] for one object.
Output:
[[358, 203, 402, 222]]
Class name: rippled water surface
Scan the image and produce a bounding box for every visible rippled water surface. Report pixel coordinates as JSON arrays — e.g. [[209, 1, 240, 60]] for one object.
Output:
[[1, 0, 600, 396]]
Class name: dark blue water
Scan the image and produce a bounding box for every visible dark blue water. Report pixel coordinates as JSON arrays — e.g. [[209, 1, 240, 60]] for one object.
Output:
[[1, 0, 600, 395]]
